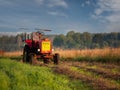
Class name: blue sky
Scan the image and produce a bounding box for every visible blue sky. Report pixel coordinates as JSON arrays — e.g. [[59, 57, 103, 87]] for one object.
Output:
[[0, 0, 120, 34]]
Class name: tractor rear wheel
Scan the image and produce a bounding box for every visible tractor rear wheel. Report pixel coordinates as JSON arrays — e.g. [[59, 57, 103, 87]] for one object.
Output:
[[29, 54, 35, 64], [23, 51, 27, 62], [54, 53, 59, 64], [23, 45, 29, 63]]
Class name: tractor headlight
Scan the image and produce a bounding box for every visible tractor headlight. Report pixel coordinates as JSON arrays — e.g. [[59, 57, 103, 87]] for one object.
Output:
[[38, 49, 40, 52], [52, 49, 54, 52]]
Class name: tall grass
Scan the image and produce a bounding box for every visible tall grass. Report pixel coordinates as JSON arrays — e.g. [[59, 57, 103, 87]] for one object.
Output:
[[55, 48, 120, 63], [4, 51, 22, 57], [2, 48, 120, 63]]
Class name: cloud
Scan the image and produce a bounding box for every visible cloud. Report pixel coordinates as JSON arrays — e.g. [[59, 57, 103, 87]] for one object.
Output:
[[0, 0, 68, 8], [34, 0, 68, 8], [94, 8, 103, 15], [92, 0, 120, 32], [106, 12, 120, 23], [93, 0, 120, 20], [47, 0, 68, 8], [81, 0, 91, 7], [106, 22, 120, 32], [94, 0, 120, 15], [85, 1, 90, 5], [48, 11, 67, 17], [34, 0, 44, 5]]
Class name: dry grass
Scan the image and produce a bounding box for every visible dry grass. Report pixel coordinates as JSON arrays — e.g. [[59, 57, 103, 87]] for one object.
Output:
[[1, 47, 120, 63], [2, 47, 120, 58], [3, 51, 22, 57], [54, 48, 120, 58]]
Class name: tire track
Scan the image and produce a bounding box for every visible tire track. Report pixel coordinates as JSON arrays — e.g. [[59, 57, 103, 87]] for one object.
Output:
[[62, 61, 120, 81], [52, 65, 120, 90]]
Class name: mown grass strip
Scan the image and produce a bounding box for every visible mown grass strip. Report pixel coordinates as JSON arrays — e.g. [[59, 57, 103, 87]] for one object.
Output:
[[63, 61, 120, 85], [70, 62, 120, 81], [71, 66, 120, 87], [53, 65, 120, 90]]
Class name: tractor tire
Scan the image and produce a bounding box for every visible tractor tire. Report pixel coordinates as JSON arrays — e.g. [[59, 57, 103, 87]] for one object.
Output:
[[29, 54, 35, 64], [54, 53, 59, 64], [23, 51, 28, 62], [23, 45, 29, 63], [43, 58, 49, 64]]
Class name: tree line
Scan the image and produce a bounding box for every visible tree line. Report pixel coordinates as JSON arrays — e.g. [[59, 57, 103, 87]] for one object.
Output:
[[0, 31, 120, 51], [0, 35, 22, 51], [53, 31, 120, 49]]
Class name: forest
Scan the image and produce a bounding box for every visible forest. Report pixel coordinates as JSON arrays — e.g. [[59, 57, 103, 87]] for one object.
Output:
[[53, 31, 120, 49], [0, 31, 120, 51], [0, 35, 22, 51]]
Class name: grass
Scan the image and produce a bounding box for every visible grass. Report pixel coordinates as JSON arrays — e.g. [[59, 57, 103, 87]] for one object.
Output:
[[55, 48, 120, 63], [55, 48, 120, 58], [3, 51, 22, 57], [1, 48, 120, 90], [0, 58, 91, 90], [53, 63, 120, 90], [1, 47, 120, 63]]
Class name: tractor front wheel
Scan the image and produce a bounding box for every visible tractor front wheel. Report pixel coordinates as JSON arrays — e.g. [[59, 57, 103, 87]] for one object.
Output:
[[54, 53, 59, 64]]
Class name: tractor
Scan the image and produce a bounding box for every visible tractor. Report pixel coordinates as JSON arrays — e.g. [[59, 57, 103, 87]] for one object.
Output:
[[22, 30, 59, 64]]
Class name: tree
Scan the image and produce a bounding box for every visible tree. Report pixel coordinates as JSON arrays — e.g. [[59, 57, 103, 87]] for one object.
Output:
[[66, 36, 76, 48], [81, 32, 92, 48], [66, 31, 75, 38], [53, 34, 66, 48], [92, 33, 104, 48], [53, 31, 120, 49], [17, 35, 22, 50]]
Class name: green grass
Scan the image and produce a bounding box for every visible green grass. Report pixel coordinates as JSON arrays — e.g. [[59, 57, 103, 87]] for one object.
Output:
[[70, 66, 120, 89], [69, 80, 92, 90], [0, 58, 91, 90], [61, 55, 120, 64]]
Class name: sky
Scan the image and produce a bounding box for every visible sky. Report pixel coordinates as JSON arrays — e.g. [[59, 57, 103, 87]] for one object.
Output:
[[0, 0, 120, 34]]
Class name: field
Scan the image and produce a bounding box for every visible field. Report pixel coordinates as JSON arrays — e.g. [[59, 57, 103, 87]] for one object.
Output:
[[0, 48, 120, 90]]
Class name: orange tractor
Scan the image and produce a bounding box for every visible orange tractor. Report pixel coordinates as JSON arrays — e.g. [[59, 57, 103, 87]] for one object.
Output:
[[22, 30, 59, 64]]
